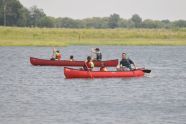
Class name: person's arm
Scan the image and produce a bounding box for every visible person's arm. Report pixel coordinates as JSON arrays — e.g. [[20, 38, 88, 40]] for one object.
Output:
[[91, 48, 96, 60], [120, 60, 123, 67], [91, 48, 96, 53], [129, 59, 136, 69], [132, 63, 136, 69], [51, 48, 56, 58], [53, 48, 56, 52]]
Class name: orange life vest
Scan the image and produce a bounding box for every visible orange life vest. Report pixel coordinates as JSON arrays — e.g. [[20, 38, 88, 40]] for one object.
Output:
[[55, 53, 62, 60], [86, 61, 94, 68], [83, 61, 94, 70]]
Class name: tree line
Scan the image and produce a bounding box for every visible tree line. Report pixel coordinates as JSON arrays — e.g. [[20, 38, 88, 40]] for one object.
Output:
[[1, 0, 186, 28]]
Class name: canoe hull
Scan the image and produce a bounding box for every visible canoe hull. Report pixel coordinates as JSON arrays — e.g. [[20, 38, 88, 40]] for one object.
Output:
[[64, 67, 144, 79], [30, 57, 118, 67]]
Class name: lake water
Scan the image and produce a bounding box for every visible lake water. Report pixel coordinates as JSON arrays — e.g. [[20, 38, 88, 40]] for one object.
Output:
[[0, 46, 186, 124]]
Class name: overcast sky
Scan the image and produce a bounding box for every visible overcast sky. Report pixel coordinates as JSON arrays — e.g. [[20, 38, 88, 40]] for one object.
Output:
[[19, 0, 186, 20]]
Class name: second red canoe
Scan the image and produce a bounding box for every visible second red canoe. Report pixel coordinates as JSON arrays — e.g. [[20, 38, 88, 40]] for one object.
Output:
[[30, 57, 118, 67]]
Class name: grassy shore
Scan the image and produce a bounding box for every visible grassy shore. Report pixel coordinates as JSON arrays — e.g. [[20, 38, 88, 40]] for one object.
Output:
[[0, 27, 186, 46]]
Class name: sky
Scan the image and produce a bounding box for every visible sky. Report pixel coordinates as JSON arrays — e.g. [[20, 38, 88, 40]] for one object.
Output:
[[19, 0, 186, 21]]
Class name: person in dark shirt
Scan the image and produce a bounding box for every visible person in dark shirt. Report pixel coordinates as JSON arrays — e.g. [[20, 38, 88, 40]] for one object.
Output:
[[91, 48, 102, 61], [117, 53, 136, 71]]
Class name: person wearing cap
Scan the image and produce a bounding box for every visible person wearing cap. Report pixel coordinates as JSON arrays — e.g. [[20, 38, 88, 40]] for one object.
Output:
[[51, 48, 62, 60], [117, 53, 136, 71], [91, 48, 102, 61], [83, 56, 94, 71]]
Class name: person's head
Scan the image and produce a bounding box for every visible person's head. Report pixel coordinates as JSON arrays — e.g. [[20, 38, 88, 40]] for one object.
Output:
[[95, 48, 100, 51], [122, 53, 127, 59], [70, 55, 73, 59], [87, 56, 92, 61], [56, 50, 60, 53]]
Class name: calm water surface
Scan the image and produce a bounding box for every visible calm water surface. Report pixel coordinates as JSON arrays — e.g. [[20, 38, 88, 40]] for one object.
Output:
[[0, 46, 186, 124]]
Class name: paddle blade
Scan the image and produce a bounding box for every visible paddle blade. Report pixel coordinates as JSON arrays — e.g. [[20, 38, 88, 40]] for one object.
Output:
[[142, 69, 151, 73]]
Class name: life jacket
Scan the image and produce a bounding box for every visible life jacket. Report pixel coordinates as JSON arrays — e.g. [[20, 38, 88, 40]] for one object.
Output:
[[84, 61, 94, 70], [86, 61, 94, 68], [55, 52, 61, 60]]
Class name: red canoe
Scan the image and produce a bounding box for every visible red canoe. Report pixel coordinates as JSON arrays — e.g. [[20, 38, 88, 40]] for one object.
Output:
[[64, 67, 145, 79], [30, 57, 118, 67]]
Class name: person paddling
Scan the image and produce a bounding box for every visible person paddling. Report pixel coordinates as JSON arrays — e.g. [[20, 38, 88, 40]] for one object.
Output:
[[117, 53, 136, 71], [83, 56, 94, 71], [51, 48, 62, 60], [91, 48, 102, 61]]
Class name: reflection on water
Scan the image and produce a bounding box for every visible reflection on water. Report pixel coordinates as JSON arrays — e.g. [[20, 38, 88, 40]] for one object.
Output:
[[0, 46, 186, 124]]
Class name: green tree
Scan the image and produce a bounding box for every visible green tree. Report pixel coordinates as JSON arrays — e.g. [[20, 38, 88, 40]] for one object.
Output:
[[0, 0, 4, 25], [56, 17, 79, 28], [83, 17, 108, 28], [17, 7, 30, 26], [38, 16, 54, 28], [29, 6, 46, 27], [142, 19, 158, 28], [131, 14, 142, 28], [173, 20, 186, 28], [108, 13, 120, 28], [160, 19, 172, 28], [118, 19, 129, 28], [0, 0, 23, 26]]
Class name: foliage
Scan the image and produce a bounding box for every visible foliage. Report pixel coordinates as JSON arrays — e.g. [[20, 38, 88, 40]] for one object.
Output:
[[0, 0, 186, 29], [108, 13, 120, 28], [131, 14, 142, 28]]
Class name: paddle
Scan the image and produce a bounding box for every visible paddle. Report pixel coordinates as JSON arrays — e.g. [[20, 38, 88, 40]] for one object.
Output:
[[142, 69, 151, 73], [84, 62, 93, 79], [137, 68, 151, 73], [51, 48, 55, 59]]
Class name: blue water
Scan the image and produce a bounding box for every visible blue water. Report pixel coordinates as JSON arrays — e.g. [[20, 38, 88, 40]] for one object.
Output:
[[0, 46, 186, 124]]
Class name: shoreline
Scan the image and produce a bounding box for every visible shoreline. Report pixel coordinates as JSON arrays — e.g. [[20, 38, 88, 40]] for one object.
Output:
[[0, 27, 186, 46]]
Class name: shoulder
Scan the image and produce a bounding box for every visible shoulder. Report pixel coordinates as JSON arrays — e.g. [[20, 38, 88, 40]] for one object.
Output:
[[120, 59, 124, 62], [128, 58, 133, 61]]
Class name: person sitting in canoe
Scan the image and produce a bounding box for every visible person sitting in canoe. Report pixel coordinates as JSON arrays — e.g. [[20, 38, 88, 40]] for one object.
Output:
[[69, 55, 74, 61], [117, 53, 136, 71], [100, 63, 108, 72], [50, 48, 62, 60], [91, 48, 102, 61], [83, 56, 94, 71]]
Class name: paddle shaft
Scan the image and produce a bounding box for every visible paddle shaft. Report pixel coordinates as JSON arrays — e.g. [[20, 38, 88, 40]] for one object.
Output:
[[136, 68, 151, 73]]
